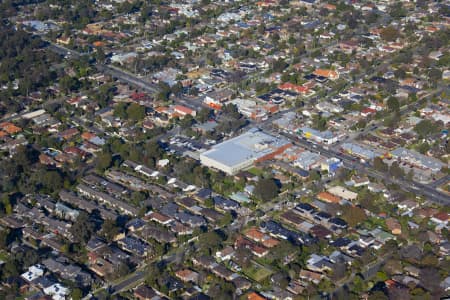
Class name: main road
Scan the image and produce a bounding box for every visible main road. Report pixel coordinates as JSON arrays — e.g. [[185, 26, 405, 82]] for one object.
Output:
[[46, 42, 160, 94], [270, 127, 450, 206], [44, 41, 450, 207]]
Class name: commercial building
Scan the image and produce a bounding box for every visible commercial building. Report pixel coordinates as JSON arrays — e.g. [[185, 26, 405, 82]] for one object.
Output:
[[200, 128, 291, 175], [390, 147, 445, 173], [299, 127, 338, 145], [341, 142, 382, 161], [293, 151, 323, 170]]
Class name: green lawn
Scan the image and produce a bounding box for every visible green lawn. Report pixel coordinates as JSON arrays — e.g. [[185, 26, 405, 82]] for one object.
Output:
[[0, 251, 10, 262], [243, 262, 273, 282], [247, 167, 263, 176]]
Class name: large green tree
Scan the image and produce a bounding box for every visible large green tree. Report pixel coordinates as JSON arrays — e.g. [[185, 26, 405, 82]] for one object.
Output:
[[254, 178, 279, 202], [126, 103, 146, 121], [414, 119, 439, 137], [386, 97, 400, 112], [380, 26, 400, 42], [95, 152, 112, 171], [340, 205, 367, 228], [70, 211, 96, 244]]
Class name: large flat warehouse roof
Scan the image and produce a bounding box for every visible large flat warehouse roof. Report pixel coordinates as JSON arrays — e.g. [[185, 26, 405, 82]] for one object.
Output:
[[200, 128, 290, 171]]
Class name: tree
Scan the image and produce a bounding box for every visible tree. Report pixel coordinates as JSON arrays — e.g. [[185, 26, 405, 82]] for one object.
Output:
[[222, 103, 240, 119], [369, 291, 388, 300], [352, 274, 366, 293], [179, 114, 194, 128], [254, 178, 279, 202], [96, 152, 112, 171], [171, 82, 183, 96], [373, 157, 388, 173], [389, 3, 407, 18], [197, 230, 225, 255], [331, 261, 347, 281], [416, 142, 430, 154], [94, 47, 106, 64], [355, 119, 367, 130], [309, 170, 321, 181], [13, 145, 39, 167], [219, 212, 233, 227], [34, 168, 63, 193], [428, 68, 442, 86], [70, 211, 95, 244], [312, 114, 327, 131], [2, 194, 12, 215], [126, 103, 145, 122], [386, 97, 400, 112], [100, 219, 120, 242], [0, 229, 10, 249], [59, 75, 80, 93], [1, 260, 19, 280], [375, 271, 389, 282], [389, 162, 404, 178], [208, 281, 234, 300], [340, 205, 367, 228], [156, 82, 171, 101], [146, 140, 164, 161], [366, 12, 379, 24], [204, 197, 214, 208], [116, 261, 131, 278], [272, 59, 288, 73], [383, 259, 402, 276], [380, 26, 399, 42], [414, 119, 440, 137], [394, 68, 406, 79], [70, 288, 83, 300], [131, 191, 147, 205], [196, 107, 213, 123], [114, 102, 128, 119], [388, 286, 411, 300]]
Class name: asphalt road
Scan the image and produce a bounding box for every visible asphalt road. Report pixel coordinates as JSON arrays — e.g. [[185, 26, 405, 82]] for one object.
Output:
[[429, 174, 449, 188], [273, 128, 450, 206], [44, 39, 450, 206], [109, 270, 146, 294], [97, 64, 159, 94]]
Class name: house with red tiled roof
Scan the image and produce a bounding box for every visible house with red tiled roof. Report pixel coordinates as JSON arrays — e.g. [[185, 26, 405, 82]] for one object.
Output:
[[0, 122, 22, 135], [81, 132, 96, 141], [147, 212, 173, 225], [316, 191, 341, 204], [300, 269, 324, 284], [256, 0, 277, 8], [431, 212, 449, 225], [58, 128, 79, 140], [64, 146, 88, 160], [66, 97, 81, 107], [39, 154, 58, 167], [386, 218, 402, 235], [175, 269, 199, 283], [313, 69, 339, 80], [262, 237, 279, 248], [248, 292, 267, 300], [173, 105, 196, 117], [235, 236, 269, 258], [278, 82, 309, 94], [339, 40, 359, 54], [361, 107, 377, 117], [245, 227, 266, 242], [134, 285, 159, 300]]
